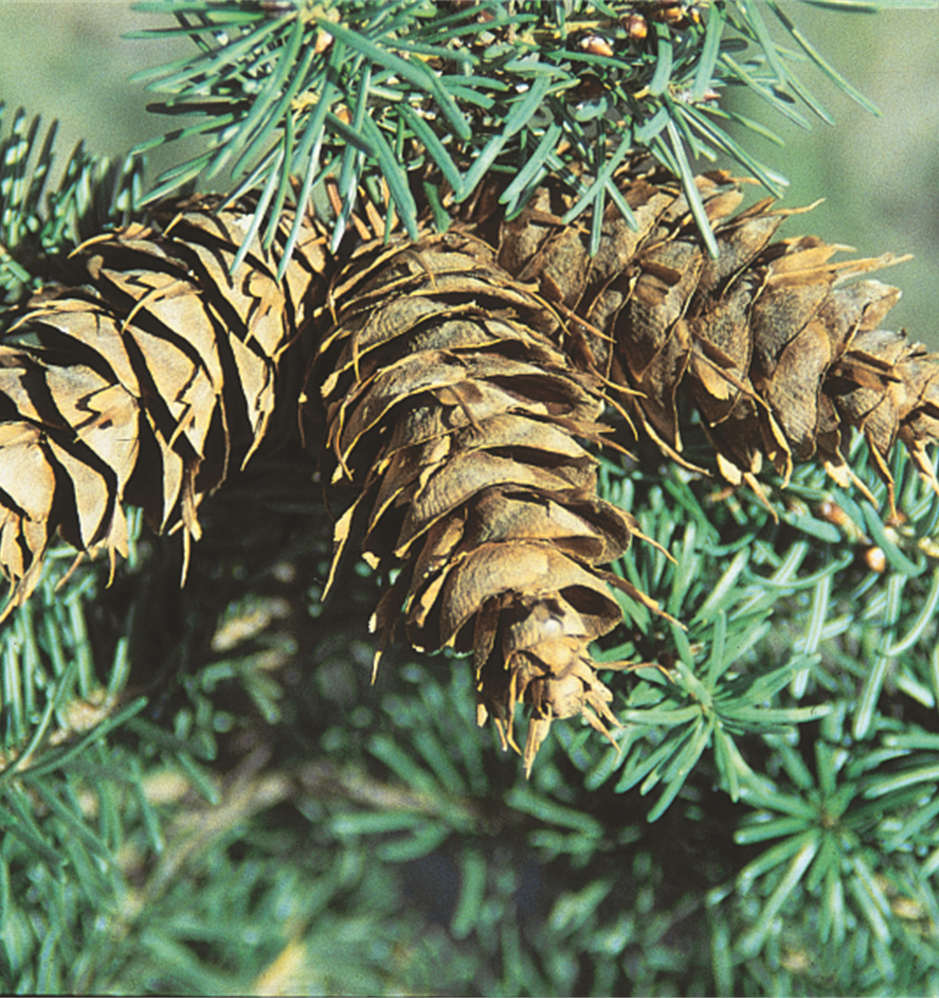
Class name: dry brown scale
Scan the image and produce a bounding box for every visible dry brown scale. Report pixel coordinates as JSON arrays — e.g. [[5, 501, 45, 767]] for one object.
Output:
[[2, 162, 938, 771]]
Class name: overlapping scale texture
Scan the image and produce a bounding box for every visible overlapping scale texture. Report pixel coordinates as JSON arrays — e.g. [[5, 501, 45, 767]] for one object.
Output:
[[3, 159, 939, 771], [491, 160, 939, 507], [304, 232, 664, 772], [0, 199, 327, 619]]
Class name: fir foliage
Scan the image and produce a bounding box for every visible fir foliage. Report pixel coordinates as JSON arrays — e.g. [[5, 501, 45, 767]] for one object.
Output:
[[0, 105, 143, 313], [1, 2, 939, 996], [128, 0, 934, 262]]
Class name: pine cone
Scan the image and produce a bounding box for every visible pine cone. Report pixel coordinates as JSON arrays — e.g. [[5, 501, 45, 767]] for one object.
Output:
[[0, 198, 327, 620], [303, 231, 666, 773], [487, 159, 939, 508]]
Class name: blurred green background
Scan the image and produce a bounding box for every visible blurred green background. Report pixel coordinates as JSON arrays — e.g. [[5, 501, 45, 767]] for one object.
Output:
[[0, 1, 937, 345]]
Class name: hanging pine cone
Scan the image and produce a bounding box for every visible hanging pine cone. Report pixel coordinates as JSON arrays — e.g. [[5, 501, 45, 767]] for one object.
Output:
[[485, 159, 939, 509], [302, 231, 667, 773], [0, 198, 327, 620]]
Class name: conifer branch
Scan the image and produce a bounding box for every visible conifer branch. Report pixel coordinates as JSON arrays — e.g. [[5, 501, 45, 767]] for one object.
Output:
[[129, 0, 934, 260]]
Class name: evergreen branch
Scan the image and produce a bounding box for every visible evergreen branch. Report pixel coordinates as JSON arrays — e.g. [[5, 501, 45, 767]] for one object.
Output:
[[0, 106, 143, 311], [2, 5, 939, 994], [127, 0, 932, 258]]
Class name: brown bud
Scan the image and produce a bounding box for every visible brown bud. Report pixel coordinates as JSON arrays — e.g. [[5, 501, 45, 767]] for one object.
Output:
[[577, 33, 615, 58], [641, 1, 702, 29], [621, 13, 648, 42], [861, 546, 887, 573], [817, 499, 851, 529]]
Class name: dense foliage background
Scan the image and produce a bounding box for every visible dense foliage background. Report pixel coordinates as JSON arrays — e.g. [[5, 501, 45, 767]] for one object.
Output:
[[1, 3, 938, 996]]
